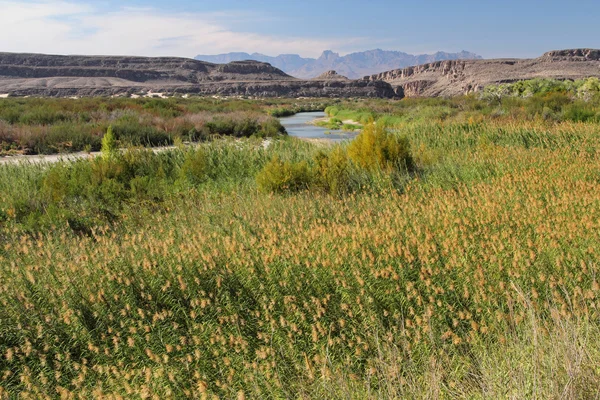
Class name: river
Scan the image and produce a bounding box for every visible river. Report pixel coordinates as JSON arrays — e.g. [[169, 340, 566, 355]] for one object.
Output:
[[279, 111, 359, 141]]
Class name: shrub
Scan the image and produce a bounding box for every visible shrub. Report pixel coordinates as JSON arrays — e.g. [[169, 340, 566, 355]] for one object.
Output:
[[19, 108, 69, 125], [314, 147, 353, 194], [142, 99, 183, 118], [325, 106, 340, 117], [129, 176, 165, 202], [577, 77, 600, 101], [348, 123, 414, 172], [257, 119, 286, 138], [256, 156, 312, 193], [269, 108, 295, 117], [41, 164, 71, 203], [179, 148, 209, 185], [111, 119, 172, 147], [563, 106, 598, 123], [101, 126, 117, 160]]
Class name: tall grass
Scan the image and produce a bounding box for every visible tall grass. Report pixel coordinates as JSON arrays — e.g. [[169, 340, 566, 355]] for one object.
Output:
[[0, 97, 600, 397], [0, 98, 297, 155]]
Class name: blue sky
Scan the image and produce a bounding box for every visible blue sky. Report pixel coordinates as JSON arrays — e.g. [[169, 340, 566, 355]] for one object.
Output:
[[0, 0, 598, 58]]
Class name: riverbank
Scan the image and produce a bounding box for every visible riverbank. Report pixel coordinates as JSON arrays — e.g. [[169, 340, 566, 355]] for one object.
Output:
[[311, 115, 363, 131], [279, 111, 360, 141]]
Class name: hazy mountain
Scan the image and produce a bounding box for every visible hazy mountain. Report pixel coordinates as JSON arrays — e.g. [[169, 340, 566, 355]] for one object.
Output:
[[195, 49, 482, 79], [194, 52, 315, 75]]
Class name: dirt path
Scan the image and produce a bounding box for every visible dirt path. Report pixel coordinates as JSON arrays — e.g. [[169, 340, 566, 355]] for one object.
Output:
[[0, 139, 291, 166], [0, 146, 179, 166]]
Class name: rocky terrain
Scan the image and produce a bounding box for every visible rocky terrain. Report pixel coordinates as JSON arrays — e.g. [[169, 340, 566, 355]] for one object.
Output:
[[0, 53, 397, 98], [314, 70, 349, 80], [195, 49, 482, 79], [364, 49, 600, 97], [3, 50, 598, 99]]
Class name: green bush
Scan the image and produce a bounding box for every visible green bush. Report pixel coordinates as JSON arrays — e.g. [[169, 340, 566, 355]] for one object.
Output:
[[142, 99, 183, 118], [111, 119, 172, 147], [257, 119, 286, 138], [314, 147, 353, 194], [37, 149, 180, 230], [325, 105, 340, 117], [19, 108, 69, 125], [256, 156, 312, 193], [348, 122, 414, 172], [563, 106, 598, 122], [128, 175, 165, 202], [179, 149, 209, 185], [269, 108, 295, 117], [101, 126, 117, 160], [41, 164, 71, 203]]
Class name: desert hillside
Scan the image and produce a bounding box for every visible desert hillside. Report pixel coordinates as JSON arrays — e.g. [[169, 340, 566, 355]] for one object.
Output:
[[0, 53, 396, 98], [364, 49, 600, 96]]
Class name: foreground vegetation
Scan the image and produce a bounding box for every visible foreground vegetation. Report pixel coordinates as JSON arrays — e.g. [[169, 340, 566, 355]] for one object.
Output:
[[1, 90, 600, 398]]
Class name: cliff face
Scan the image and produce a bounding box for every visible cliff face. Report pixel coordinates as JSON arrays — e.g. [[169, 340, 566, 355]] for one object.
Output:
[[540, 49, 600, 61], [0, 53, 398, 98], [364, 49, 600, 97], [0, 54, 294, 83]]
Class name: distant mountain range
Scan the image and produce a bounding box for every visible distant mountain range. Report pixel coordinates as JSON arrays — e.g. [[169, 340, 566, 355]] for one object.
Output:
[[195, 49, 483, 79]]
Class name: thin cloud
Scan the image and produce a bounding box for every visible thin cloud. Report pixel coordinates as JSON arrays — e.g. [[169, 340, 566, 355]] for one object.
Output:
[[0, 1, 374, 58]]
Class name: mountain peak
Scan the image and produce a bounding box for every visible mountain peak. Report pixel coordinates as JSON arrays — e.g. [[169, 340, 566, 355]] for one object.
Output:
[[195, 49, 483, 79], [319, 50, 340, 60]]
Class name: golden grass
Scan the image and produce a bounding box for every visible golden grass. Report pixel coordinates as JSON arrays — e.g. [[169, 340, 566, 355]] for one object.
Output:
[[1, 115, 600, 398]]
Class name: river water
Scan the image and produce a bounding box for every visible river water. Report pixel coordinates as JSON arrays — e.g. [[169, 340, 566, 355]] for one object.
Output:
[[279, 111, 358, 141]]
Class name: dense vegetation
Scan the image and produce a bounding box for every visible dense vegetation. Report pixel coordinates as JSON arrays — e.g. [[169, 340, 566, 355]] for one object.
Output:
[[483, 77, 600, 101], [0, 98, 313, 156], [324, 83, 600, 126], [1, 91, 600, 398]]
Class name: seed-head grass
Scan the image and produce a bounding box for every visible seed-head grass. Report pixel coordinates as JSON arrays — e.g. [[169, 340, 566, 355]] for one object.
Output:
[[1, 96, 600, 397]]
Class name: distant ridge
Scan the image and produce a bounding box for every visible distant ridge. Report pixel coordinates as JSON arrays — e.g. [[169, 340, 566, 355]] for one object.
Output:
[[0, 52, 397, 98], [195, 49, 482, 79]]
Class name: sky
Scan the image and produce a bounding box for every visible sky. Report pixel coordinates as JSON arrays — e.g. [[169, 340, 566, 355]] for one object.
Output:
[[0, 0, 598, 59]]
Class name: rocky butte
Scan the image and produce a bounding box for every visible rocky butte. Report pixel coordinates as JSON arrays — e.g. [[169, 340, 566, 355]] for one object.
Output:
[[0, 53, 397, 98]]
